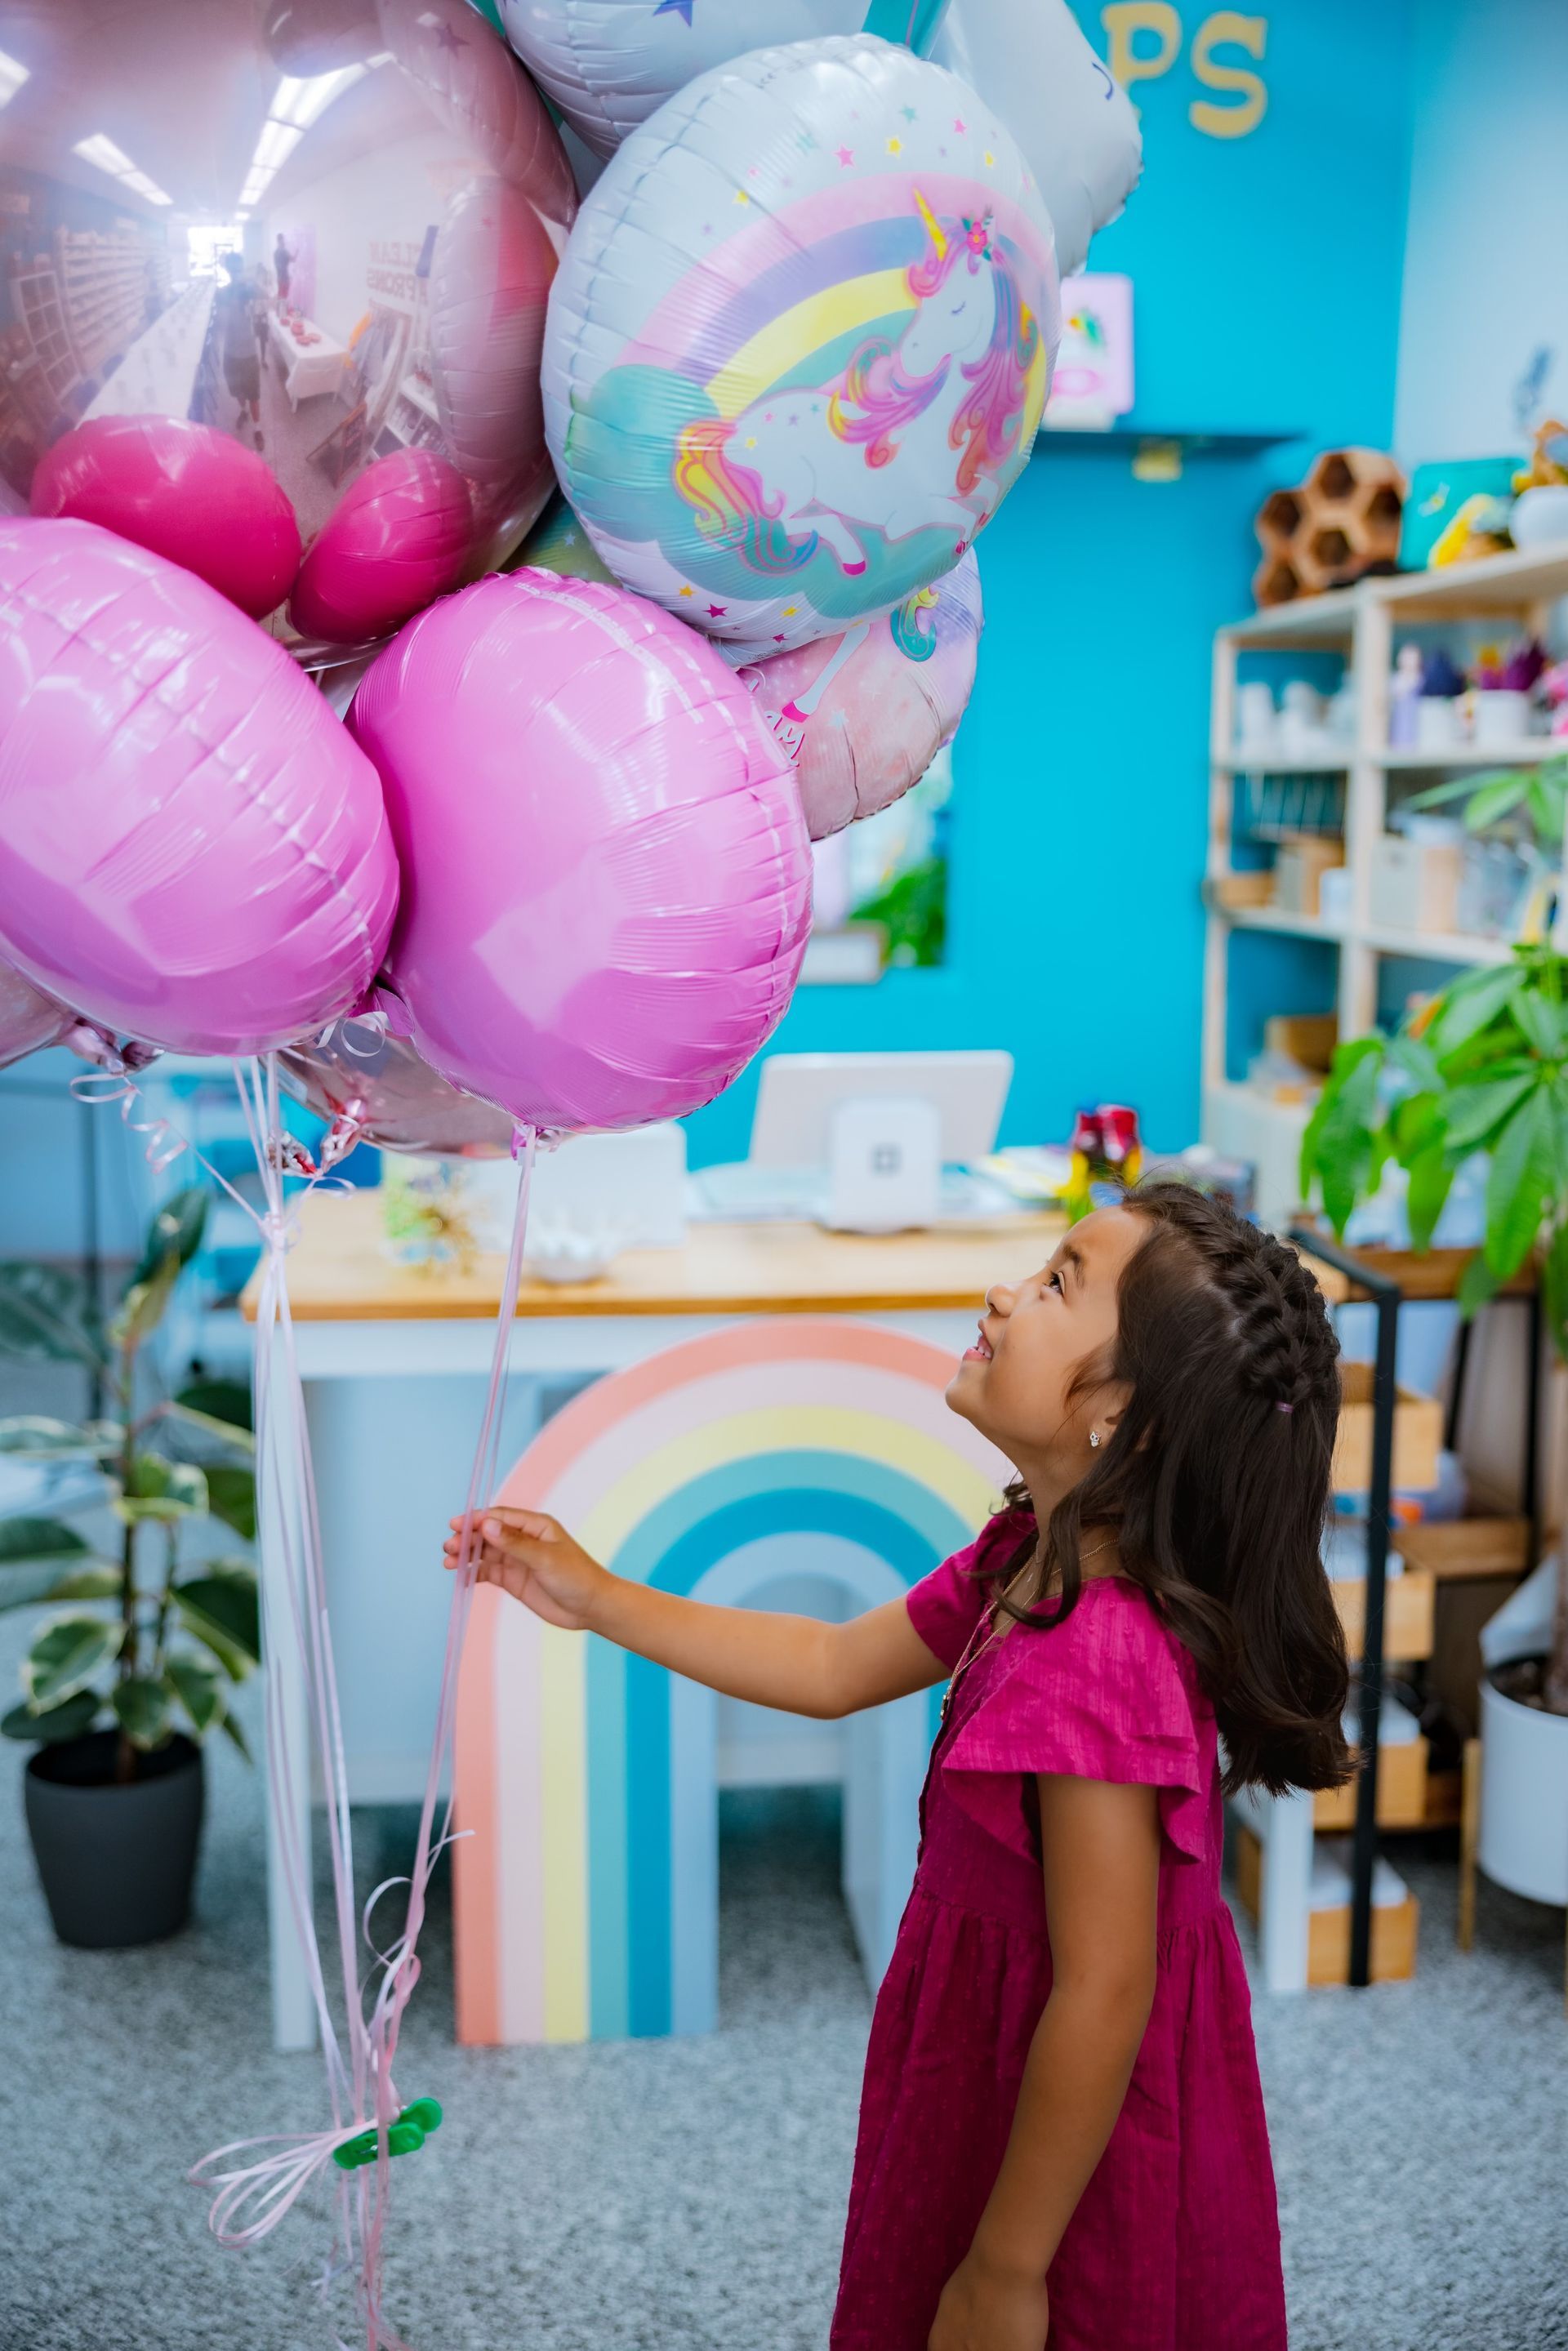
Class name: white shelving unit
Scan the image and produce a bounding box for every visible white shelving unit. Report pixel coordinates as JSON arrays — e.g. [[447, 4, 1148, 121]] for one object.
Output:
[[1203, 541, 1568, 1222]]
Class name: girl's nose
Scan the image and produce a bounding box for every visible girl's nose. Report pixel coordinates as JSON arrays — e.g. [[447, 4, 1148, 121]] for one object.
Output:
[[984, 1284, 1014, 1316]]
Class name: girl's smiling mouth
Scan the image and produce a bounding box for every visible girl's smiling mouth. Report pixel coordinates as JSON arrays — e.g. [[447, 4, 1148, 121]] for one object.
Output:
[[963, 1320, 993, 1364]]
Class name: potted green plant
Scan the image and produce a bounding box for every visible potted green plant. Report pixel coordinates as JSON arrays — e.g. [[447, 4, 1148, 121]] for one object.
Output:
[[0, 1186, 259, 1948], [1301, 891, 1568, 1913]]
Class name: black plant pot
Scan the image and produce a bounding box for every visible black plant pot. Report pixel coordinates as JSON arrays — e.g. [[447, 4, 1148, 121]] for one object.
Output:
[[24, 1729, 204, 1948]]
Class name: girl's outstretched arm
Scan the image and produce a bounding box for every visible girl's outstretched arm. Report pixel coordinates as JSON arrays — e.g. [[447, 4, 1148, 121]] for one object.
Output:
[[444, 1507, 946, 1720], [929, 1774, 1160, 2351]]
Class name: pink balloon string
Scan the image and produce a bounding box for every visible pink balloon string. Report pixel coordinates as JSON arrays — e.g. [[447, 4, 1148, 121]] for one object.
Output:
[[177, 1058, 539, 2351]]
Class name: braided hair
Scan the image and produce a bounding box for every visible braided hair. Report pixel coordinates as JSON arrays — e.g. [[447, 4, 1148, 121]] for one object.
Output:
[[987, 1181, 1352, 1797]]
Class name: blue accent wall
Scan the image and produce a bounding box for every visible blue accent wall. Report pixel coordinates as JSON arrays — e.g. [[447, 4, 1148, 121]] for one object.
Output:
[[685, 1, 1416, 1170]]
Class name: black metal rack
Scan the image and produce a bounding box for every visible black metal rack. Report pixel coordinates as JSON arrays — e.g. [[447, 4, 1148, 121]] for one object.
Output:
[[1289, 1227, 1543, 1989]]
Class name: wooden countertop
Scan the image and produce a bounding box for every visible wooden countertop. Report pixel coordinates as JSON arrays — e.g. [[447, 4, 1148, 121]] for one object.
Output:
[[250, 1188, 1066, 1323]]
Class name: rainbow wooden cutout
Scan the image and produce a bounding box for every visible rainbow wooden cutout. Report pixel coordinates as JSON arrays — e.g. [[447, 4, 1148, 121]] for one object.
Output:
[[453, 1319, 1007, 2042]]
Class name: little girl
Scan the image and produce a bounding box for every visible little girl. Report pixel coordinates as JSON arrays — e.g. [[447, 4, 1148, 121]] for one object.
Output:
[[448, 1183, 1352, 2350]]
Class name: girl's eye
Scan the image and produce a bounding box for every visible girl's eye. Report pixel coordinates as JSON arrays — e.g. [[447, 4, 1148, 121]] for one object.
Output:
[[1045, 1270, 1063, 1295]]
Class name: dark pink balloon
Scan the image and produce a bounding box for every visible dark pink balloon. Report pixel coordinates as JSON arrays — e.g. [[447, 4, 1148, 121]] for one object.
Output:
[[277, 1020, 515, 1156], [0, 519, 398, 1058], [291, 451, 474, 647], [29, 416, 301, 621], [350, 569, 812, 1135]]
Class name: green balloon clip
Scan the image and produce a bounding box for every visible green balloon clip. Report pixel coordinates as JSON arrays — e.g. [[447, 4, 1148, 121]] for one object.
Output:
[[332, 2096, 443, 2171]]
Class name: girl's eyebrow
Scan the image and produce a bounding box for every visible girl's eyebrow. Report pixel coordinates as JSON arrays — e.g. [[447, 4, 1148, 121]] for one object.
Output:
[[1058, 1240, 1086, 1291]]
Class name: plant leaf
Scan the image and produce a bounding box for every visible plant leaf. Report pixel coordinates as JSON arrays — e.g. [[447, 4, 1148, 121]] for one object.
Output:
[[127, 1186, 210, 1290], [24, 1612, 124, 1709], [1427, 963, 1526, 1060], [1304, 1043, 1386, 1233], [174, 1572, 260, 1678], [1405, 1143, 1456, 1252], [0, 1262, 105, 1367], [165, 1652, 226, 1738], [108, 1253, 180, 1352], [1441, 1070, 1539, 1152], [38, 1565, 124, 1605], [1405, 772, 1499, 812], [203, 1464, 256, 1541], [217, 1707, 253, 1764], [1544, 1221, 1568, 1365], [1484, 1084, 1557, 1278], [1455, 1249, 1502, 1319], [1, 1689, 99, 1743], [0, 1416, 112, 1464], [1461, 773, 1530, 831], [111, 1674, 173, 1751], [1388, 1031, 1442, 1093], [112, 1454, 208, 1525], [1390, 1089, 1442, 1166], [0, 1516, 90, 1566], [173, 1378, 252, 1434], [1513, 986, 1568, 1057]]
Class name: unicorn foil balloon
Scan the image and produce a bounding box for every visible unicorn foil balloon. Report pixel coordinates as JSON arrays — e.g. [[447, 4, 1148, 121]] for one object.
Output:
[[543, 34, 1057, 656]]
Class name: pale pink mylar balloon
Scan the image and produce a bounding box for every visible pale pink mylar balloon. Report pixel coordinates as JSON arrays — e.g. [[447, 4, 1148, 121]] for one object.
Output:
[[739, 549, 982, 837], [0, 519, 398, 1058], [350, 569, 812, 1133], [278, 1020, 516, 1156], [291, 451, 473, 646], [30, 417, 301, 621]]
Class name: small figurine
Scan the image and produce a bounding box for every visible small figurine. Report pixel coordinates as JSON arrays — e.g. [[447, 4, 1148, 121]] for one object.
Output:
[[1388, 643, 1423, 747]]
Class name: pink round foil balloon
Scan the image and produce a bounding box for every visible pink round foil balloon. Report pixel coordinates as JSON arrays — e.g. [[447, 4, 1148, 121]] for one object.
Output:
[[0, 955, 75, 1069], [739, 549, 982, 837], [0, 0, 572, 661], [278, 1019, 515, 1155], [350, 569, 812, 1133], [291, 450, 473, 645], [0, 519, 399, 1058], [30, 416, 302, 621]]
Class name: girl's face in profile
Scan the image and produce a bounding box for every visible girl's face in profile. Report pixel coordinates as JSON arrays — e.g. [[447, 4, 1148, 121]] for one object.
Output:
[[947, 1207, 1141, 1471]]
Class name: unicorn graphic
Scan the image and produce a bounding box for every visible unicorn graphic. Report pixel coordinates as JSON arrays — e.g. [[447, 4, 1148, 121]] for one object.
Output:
[[673, 192, 1040, 580]]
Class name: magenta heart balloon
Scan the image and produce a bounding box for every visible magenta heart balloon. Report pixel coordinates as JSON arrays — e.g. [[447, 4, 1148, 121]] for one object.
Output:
[[30, 417, 302, 621], [278, 1020, 515, 1156], [0, 519, 398, 1058], [738, 549, 982, 837], [350, 569, 812, 1133], [291, 450, 473, 646]]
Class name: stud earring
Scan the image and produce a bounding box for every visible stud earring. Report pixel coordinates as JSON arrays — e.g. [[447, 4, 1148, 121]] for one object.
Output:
[[1089, 1429, 1101, 1449]]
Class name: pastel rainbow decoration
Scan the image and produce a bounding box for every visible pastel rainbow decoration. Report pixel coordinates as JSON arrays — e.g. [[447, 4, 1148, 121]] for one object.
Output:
[[541, 33, 1057, 658], [453, 1319, 1008, 2042]]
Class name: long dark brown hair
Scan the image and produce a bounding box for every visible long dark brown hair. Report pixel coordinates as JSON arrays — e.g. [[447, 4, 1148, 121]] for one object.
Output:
[[982, 1182, 1352, 1797]]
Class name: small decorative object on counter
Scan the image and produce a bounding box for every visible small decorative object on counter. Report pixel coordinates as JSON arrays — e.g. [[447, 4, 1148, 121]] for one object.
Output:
[[380, 1160, 481, 1270], [1254, 447, 1405, 608], [1397, 456, 1518, 570], [1065, 1103, 1143, 1220]]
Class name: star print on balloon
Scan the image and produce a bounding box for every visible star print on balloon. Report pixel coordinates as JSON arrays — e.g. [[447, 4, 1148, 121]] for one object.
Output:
[[653, 0, 694, 18]]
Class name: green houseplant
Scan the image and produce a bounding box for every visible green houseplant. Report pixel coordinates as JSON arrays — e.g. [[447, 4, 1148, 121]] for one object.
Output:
[[0, 1185, 260, 1946], [1301, 935, 1568, 1708]]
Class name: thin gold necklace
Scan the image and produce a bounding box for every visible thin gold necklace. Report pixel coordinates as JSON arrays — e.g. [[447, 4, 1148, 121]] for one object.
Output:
[[939, 1538, 1114, 1725]]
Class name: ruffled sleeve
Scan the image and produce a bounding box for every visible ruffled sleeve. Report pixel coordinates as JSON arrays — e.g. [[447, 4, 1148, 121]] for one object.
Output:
[[905, 1509, 1033, 1672], [942, 1578, 1210, 1866]]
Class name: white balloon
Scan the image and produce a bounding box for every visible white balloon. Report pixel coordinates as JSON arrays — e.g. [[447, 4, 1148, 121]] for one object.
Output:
[[500, 0, 871, 158], [542, 35, 1058, 656], [932, 0, 1141, 279]]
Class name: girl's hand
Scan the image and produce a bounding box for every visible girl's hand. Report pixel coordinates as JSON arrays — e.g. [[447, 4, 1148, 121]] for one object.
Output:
[[928, 2250, 1049, 2351], [443, 1507, 608, 1632]]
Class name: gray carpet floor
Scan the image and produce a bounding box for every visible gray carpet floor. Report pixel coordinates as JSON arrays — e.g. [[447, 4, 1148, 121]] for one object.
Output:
[[2, 1618, 1566, 2351]]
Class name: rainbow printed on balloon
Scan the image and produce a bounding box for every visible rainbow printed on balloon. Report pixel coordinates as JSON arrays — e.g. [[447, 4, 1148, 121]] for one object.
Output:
[[453, 1320, 1009, 2043], [544, 35, 1058, 655]]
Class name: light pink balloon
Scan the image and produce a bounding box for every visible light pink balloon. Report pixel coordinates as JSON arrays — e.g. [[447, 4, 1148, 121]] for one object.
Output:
[[278, 1019, 516, 1156], [376, 0, 578, 217], [430, 174, 559, 559], [739, 550, 982, 838], [0, 954, 74, 1070], [29, 416, 302, 621], [0, 519, 398, 1058], [350, 569, 811, 1134], [291, 451, 474, 647]]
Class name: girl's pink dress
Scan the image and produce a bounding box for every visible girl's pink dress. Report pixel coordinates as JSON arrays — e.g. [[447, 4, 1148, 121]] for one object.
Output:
[[831, 1515, 1287, 2351]]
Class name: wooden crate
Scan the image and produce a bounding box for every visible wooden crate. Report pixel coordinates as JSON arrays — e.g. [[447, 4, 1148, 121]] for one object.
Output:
[[1234, 1827, 1419, 1984], [1392, 1517, 1531, 1581], [1332, 1567, 1435, 1659], [1332, 1360, 1442, 1494], [1314, 1734, 1429, 1830]]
